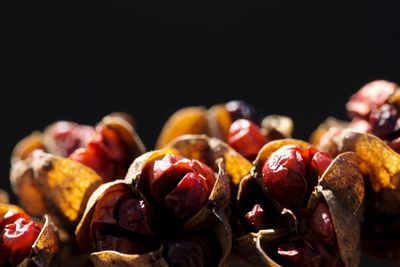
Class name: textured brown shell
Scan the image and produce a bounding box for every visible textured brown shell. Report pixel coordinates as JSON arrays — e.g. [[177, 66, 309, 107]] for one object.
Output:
[[10, 151, 103, 229], [155, 107, 209, 149], [25, 215, 60, 267], [339, 130, 400, 192], [207, 104, 232, 142], [261, 115, 294, 141], [316, 152, 364, 267]]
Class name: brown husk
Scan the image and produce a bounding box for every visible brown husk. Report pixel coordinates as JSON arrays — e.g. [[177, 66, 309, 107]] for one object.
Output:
[[11, 132, 45, 164], [261, 115, 293, 141], [10, 151, 103, 229], [155, 107, 208, 149]]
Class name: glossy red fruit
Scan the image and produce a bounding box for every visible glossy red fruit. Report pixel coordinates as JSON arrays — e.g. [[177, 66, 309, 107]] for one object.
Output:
[[262, 146, 307, 208], [310, 203, 336, 246], [143, 154, 216, 220], [310, 152, 332, 183], [228, 119, 267, 159], [244, 204, 265, 231], [165, 172, 209, 220], [1, 218, 41, 266]]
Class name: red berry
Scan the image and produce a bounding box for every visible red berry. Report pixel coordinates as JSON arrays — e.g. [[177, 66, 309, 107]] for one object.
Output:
[[1, 218, 41, 266], [262, 146, 307, 208], [228, 119, 267, 159], [244, 204, 265, 231]]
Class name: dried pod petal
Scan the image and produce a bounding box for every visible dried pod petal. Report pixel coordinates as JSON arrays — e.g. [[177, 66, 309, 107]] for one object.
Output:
[[11, 132, 45, 164], [27, 215, 60, 267], [309, 117, 350, 156], [207, 104, 233, 142], [0, 189, 9, 203], [100, 112, 146, 158], [90, 249, 168, 267], [339, 130, 400, 192], [165, 134, 252, 186], [10, 150, 103, 229], [261, 115, 294, 140], [156, 107, 208, 149]]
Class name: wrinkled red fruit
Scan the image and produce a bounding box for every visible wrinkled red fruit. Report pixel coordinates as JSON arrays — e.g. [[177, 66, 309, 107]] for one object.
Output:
[[143, 154, 216, 220], [369, 104, 398, 138], [277, 241, 321, 267], [346, 80, 397, 119], [48, 121, 95, 157], [69, 125, 129, 181], [165, 238, 212, 267], [262, 146, 332, 208], [228, 119, 267, 159], [262, 146, 307, 208], [310, 203, 336, 246], [1, 218, 41, 266], [0, 211, 30, 231], [244, 204, 265, 231]]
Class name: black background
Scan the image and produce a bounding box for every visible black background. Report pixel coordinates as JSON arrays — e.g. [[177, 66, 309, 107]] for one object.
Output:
[[2, 2, 400, 266]]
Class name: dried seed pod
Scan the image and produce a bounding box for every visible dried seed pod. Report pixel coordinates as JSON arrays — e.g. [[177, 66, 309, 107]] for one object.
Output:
[[156, 101, 290, 151], [338, 130, 400, 260], [156, 107, 209, 149], [10, 150, 103, 230], [12, 112, 145, 183], [76, 148, 233, 267], [0, 204, 59, 267], [235, 139, 364, 267]]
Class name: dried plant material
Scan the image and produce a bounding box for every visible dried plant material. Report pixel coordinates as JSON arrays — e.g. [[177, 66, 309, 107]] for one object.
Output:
[[339, 130, 400, 192], [11, 132, 45, 164], [0, 189, 9, 203], [27, 215, 60, 267], [207, 104, 233, 141], [100, 112, 146, 158], [77, 148, 232, 267], [166, 134, 252, 186], [90, 250, 169, 267], [261, 115, 294, 140], [235, 140, 364, 267], [0, 204, 59, 267], [10, 150, 103, 228], [155, 107, 208, 149]]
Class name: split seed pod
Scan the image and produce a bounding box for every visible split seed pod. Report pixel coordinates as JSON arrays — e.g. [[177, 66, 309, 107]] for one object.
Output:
[[12, 112, 146, 182], [0, 203, 59, 267], [76, 144, 234, 267], [235, 139, 364, 267], [338, 130, 400, 260], [156, 101, 293, 149], [10, 150, 103, 230]]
